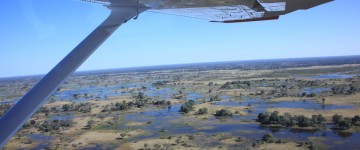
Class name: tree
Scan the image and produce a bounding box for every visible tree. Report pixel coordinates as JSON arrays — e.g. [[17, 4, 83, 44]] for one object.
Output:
[[257, 112, 270, 124], [262, 133, 275, 143], [297, 115, 311, 127], [301, 92, 307, 97], [352, 115, 360, 124], [332, 114, 343, 124], [144, 143, 149, 150], [215, 109, 233, 117], [179, 100, 195, 113], [210, 95, 220, 102], [136, 92, 145, 100], [197, 107, 208, 115], [336, 118, 352, 130], [269, 111, 280, 124], [30, 120, 36, 125], [62, 104, 71, 111], [85, 120, 96, 129]]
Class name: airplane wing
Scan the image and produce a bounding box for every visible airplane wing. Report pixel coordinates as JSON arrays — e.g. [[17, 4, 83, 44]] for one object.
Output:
[[149, 0, 332, 23]]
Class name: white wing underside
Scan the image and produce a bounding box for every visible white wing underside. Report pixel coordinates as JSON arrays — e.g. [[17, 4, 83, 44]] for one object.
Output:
[[149, 2, 285, 22], [79, 0, 332, 23]]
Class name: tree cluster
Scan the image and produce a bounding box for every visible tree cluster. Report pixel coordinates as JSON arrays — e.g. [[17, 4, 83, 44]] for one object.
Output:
[[332, 114, 360, 130], [153, 100, 172, 106], [152, 81, 170, 87], [331, 85, 358, 95], [179, 100, 195, 113], [38, 119, 74, 132], [220, 80, 251, 89], [257, 111, 326, 127], [215, 109, 233, 117], [61, 103, 91, 113], [102, 92, 151, 112]]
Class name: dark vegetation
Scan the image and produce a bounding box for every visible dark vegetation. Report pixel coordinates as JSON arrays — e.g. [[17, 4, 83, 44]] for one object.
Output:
[[38, 119, 74, 132], [215, 109, 233, 117], [331, 85, 358, 95], [0, 104, 12, 117], [22, 119, 74, 132], [179, 100, 195, 113], [153, 100, 171, 106], [332, 114, 360, 130], [152, 81, 170, 87], [220, 81, 251, 89], [102, 92, 153, 112], [197, 107, 208, 115], [257, 111, 326, 127], [257, 111, 360, 130], [209, 95, 220, 102], [62, 103, 92, 113]]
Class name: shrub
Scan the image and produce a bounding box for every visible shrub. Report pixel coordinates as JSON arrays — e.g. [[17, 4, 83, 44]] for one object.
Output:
[[262, 133, 275, 143], [84, 120, 96, 129], [269, 111, 281, 124], [179, 100, 195, 113], [352, 115, 360, 124], [215, 109, 233, 117], [197, 107, 208, 114], [297, 115, 311, 127], [257, 112, 270, 124], [332, 114, 343, 124], [62, 104, 72, 111], [75, 103, 91, 113], [311, 114, 326, 125], [337, 119, 352, 130]]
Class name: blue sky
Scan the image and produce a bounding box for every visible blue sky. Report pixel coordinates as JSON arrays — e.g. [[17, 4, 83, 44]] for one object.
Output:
[[0, 0, 359, 77]]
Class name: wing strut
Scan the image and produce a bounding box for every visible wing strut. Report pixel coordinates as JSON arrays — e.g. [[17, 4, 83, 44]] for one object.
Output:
[[0, 2, 148, 147]]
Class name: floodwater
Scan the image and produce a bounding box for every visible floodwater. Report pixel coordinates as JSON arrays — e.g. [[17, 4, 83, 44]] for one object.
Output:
[[213, 98, 354, 111], [303, 87, 330, 94], [111, 96, 360, 149], [304, 74, 353, 79]]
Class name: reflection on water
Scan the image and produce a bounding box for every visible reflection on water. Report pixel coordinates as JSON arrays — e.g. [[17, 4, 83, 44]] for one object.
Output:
[[303, 87, 330, 94], [146, 88, 176, 100], [186, 92, 204, 101], [307, 74, 353, 79], [213, 98, 354, 111], [49, 113, 75, 121]]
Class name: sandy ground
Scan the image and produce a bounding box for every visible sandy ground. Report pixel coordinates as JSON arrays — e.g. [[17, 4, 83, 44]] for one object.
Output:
[[71, 129, 146, 146], [266, 93, 360, 118], [4, 137, 38, 150], [254, 142, 306, 150], [319, 93, 360, 105], [129, 132, 245, 150]]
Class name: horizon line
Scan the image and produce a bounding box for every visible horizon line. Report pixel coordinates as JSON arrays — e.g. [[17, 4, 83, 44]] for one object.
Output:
[[1, 54, 360, 79]]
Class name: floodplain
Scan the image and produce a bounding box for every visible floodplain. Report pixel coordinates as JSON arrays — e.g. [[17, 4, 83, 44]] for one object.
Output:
[[1, 56, 360, 149]]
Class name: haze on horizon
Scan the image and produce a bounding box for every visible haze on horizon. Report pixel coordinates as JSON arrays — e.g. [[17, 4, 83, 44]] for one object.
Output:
[[1, 0, 359, 78]]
